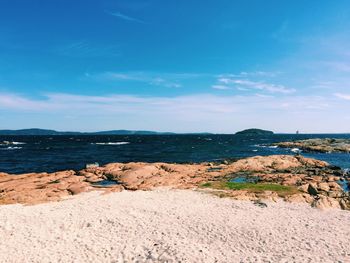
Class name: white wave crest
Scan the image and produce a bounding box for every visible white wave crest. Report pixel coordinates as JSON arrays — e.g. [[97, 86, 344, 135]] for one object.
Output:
[[253, 144, 267, 148], [291, 148, 302, 153], [0, 141, 26, 145], [0, 146, 23, 150], [93, 142, 130, 146], [268, 145, 278, 149]]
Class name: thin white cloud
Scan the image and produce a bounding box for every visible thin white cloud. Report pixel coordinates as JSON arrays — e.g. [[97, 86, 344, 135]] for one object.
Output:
[[239, 71, 279, 77], [151, 78, 182, 88], [237, 87, 249, 91], [56, 40, 120, 57], [218, 78, 295, 94], [106, 11, 146, 24], [212, 85, 231, 90], [254, 93, 274, 98], [218, 71, 279, 79], [103, 72, 139, 81], [89, 71, 183, 89], [335, 93, 350, 100], [218, 78, 233, 84]]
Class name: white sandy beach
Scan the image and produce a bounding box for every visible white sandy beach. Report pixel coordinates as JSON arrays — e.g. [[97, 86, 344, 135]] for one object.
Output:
[[0, 189, 349, 263]]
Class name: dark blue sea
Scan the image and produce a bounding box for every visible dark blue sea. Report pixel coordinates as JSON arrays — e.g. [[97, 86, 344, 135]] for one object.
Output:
[[1, 134, 350, 174]]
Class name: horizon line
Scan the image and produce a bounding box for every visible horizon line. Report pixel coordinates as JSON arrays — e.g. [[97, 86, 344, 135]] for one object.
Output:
[[0, 128, 350, 135]]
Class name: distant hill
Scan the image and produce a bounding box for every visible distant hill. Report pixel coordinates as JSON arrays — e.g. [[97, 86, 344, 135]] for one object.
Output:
[[235, 128, 274, 135], [0, 128, 185, 136], [0, 129, 77, 136]]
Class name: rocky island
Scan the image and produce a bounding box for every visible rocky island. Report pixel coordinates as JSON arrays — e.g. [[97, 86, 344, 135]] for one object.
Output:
[[235, 128, 274, 135], [1, 155, 349, 210], [275, 138, 350, 153]]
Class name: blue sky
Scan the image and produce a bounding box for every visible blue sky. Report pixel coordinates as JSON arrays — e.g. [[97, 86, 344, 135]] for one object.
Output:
[[1, 0, 350, 133]]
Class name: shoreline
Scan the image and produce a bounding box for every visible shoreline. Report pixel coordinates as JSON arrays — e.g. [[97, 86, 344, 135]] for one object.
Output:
[[0, 189, 349, 262], [0, 154, 349, 210]]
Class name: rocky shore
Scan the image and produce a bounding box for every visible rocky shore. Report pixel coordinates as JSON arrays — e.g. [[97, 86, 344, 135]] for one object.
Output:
[[275, 138, 350, 153], [1, 155, 349, 210]]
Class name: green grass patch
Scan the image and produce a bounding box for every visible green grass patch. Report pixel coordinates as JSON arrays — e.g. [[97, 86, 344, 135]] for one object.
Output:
[[201, 181, 298, 197], [225, 182, 293, 191], [201, 182, 212, 188]]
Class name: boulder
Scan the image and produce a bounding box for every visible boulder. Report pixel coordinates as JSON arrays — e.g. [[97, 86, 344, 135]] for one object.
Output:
[[339, 199, 350, 210], [67, 184, 90, 195], [312, 196, 341, 210], [317, 182, 330, 192], [298, 184, 309, 193], [327, 191, 343, 198], [284, 193, 313, 203], [328, 182, 342, 191]]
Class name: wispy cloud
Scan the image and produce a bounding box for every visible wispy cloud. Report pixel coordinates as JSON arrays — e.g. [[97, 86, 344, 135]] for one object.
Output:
[[88, 71, 184, 88], [106, 11, 146, 24], [218, 71, 279, 78], [55, 40, 120, 58], [212, 85, 231, 90], [150, 77, 182, 88], [217, 78, 295, 94], [233, 79, 295, 94]]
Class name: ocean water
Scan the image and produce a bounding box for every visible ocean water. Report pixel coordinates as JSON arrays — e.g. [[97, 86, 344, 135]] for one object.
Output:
[[1, 134, 350, 174]]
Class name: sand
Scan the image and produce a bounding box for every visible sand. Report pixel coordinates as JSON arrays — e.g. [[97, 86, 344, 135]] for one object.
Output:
[[0, 189, 349, 263]]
